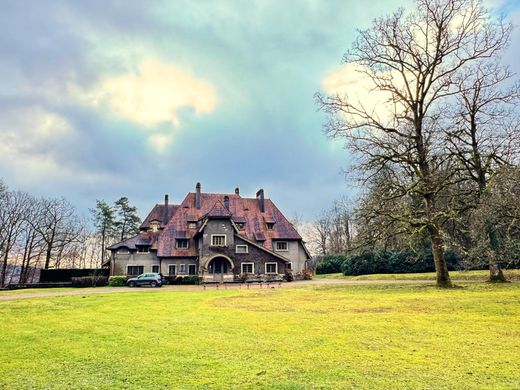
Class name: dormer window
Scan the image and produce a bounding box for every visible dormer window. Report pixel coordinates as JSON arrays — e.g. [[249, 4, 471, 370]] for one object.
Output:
[[236, 222, 245, 230], [150, 221, 160, 232], [176, 239, 189, 249], [137, 246, 150, 253], [266, 222, 275, 230], [188, 222, 197, 229]]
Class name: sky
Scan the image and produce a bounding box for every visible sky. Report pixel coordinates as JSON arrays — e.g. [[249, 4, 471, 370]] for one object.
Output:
[[1, 0, 519, 222]]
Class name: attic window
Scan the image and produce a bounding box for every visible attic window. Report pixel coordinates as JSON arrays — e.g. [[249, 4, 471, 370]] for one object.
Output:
[[275, 241, 288, 251], [266, 222, 275, 230], [137, 246, 149, 253], [236, 222, 245, 230], [150, 221, 160, 232], [188, 222, 197, 229], [176, 239, 189, 249]]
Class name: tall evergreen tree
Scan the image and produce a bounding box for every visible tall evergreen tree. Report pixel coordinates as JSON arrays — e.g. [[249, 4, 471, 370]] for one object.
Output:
[[90, 200, 117, 264], [114, 197, 141, 241]]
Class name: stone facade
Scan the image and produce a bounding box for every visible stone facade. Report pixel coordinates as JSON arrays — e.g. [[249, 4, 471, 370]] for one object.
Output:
[[108, 185, 311, 281]]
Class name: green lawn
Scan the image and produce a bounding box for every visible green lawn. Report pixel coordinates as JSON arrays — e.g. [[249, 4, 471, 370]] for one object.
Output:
[[1, 283, 519, 389], [315, 269, 520, 281]]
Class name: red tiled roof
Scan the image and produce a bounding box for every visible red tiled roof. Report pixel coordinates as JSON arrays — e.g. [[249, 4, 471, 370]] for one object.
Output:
[[107, 231, 159, 250], [140, 204, 178, 230], [157, 191, 302, 257]]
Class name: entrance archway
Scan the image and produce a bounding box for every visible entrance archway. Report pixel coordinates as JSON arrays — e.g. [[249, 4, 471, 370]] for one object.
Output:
[[206, 256, 234, 282]]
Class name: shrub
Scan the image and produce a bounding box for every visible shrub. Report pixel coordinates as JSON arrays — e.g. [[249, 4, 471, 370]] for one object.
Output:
[[108, 276, 127, 287], [340, 246, 464, 276], [163, 276, 184, 285], [71, 276, 108, 288], [316, 255, 348, 274], [180, 276, 202, 285], [284, 272, 294, 282]]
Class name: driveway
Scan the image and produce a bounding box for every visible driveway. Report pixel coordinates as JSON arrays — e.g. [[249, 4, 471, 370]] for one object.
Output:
[[0, 279, 437, 301]]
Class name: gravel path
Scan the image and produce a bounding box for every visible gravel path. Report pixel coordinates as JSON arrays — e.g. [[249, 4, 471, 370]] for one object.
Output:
[[0, 279, 436, 301]]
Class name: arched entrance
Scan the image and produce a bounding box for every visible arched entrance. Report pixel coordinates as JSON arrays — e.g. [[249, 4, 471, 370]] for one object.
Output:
[[206, 256, 234, 282]]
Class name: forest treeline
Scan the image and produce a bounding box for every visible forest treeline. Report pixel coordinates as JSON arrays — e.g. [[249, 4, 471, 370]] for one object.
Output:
[[0, 179, 140, 287]]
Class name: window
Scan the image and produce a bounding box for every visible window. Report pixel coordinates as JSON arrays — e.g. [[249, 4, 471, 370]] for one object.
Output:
[[137, 246, 149, 253], [127, 265, 144, 276], [287, 262, 292, 270], [179, 264, 186, 274], [265, 263, 278, 274], [211, 234, 226, 246], [188, 222, 197, 229], [176, 239, 189, 249], [150, 221, 159, 232], [168, 265, 176, 275], [188, 264, 197, 275], [118, 248, 129, 254], [266, 223, 275, 230], [241, 263, 254, 274], [236, 245, 248, 254], [236, 222, 245, 230], [152, 265, 160, 273], [275, 241, 288, 251]]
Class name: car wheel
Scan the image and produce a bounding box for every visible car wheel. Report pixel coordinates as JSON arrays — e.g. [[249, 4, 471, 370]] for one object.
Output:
[[150, 281, 157, 288], [128, 281, 136, 287]]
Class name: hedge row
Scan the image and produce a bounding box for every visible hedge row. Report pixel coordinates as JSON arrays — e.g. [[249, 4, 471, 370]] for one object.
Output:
[[71, 276, 109, 287], [316, 248, 466, 276]]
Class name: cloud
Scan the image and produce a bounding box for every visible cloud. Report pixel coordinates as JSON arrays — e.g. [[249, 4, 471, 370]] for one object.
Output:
[[76, 58, 218, 128], [321, 62, 398, 124]]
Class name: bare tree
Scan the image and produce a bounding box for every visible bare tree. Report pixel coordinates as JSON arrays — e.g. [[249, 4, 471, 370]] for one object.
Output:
[[18, 203, 46, 283], [317, 0, 511, 287], [32, 198, 83, 269], [447, 60, 520, 281], [312, 211, 332, 255], [0, 191, 31, 287]]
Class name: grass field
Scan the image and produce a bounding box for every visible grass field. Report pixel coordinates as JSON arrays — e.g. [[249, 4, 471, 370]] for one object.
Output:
[[315, 269, 520, 281], [1, 282, 519, 389]]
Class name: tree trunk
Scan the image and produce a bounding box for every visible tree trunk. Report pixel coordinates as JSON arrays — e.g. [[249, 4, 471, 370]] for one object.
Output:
[[486, 223, 507, 283], [430, 232, 452, 288], [1, 250, 9, 288]]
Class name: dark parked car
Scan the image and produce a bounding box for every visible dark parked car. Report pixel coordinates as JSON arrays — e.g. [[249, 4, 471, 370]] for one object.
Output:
[[127, 273, 163, 287]]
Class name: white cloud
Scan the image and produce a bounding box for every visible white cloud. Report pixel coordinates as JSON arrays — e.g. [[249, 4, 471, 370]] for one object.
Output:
[[321, 62, 398, 124], [76, 58, 218, 128], [0, 106, 116, 190]]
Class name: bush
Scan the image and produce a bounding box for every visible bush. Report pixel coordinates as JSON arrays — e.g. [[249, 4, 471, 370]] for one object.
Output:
[[316, 255, 348, 274], [340, 246, 464, 276], [180, 276, 202, 285], [284, 272, 294, 282], [71, 276, 108, 288], [108, 276, 127, 287], [163, 276, 183, 285]]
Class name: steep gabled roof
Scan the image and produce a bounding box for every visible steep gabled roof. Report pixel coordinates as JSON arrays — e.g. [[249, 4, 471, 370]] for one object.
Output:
[[157, 190, 303, 257], [107, 231, 158, 251], [140, 204, 178, 230]]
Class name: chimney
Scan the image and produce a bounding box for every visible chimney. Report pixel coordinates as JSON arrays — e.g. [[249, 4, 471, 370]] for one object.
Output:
[[163, 194, 169, 225], [224, 195, 229, 210], [235, 187, 240, 196], [256, 189, 265, 213], [195, 182, 201, 210]]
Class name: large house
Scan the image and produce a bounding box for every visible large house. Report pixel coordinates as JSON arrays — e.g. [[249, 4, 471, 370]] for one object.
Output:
[[107, 184, 311, 282]]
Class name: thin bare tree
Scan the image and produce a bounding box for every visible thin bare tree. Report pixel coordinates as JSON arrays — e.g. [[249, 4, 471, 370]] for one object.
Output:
[[0, 191, 31, 287]]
